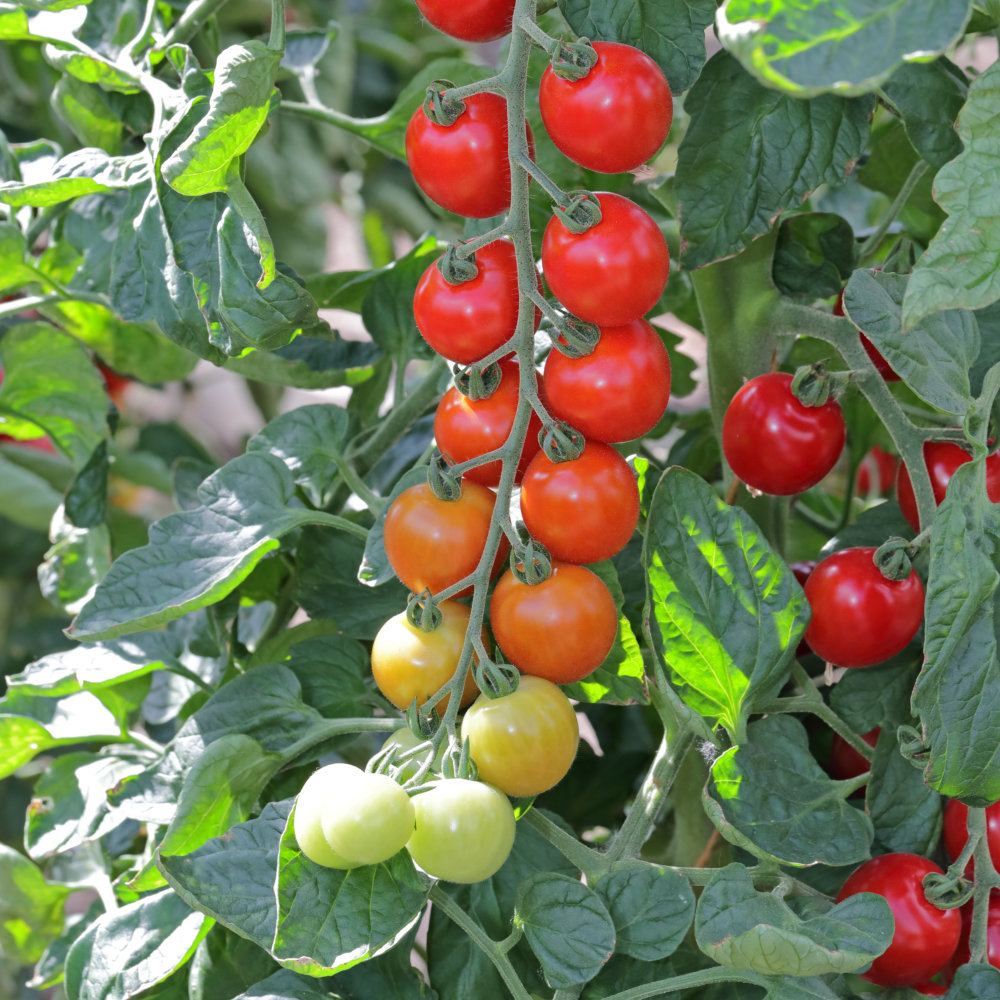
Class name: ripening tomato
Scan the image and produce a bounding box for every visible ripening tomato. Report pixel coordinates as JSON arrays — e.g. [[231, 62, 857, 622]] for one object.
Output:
[[293, 763, 365, 868], [803, 547, 925, 668], [519, 440, 639, 565], [721, 372, 846, 496], [383, 481, 509, 595], [539, 42, 672, 173], [540, 319, 671, 443], [914, 980, 949, 996], [434, 359, 542, 486], [856, 445, 898, 496], [541, 192, 669, 326], [97, 362, 131, 405], [942, 798, 1000, 876], [413, 0, 515, 41], [490, 561, 618, 684], [834, 280, 899, 381], [836, 853, 961, 987], [828, 728, 879, 782], [413, 239, 540, 365], [406, 778, 516, 883], [405, 91, 533, 219], [462, 676, 579, 797], [371, 600, 483, 713], [896, 440, 1000, 532]]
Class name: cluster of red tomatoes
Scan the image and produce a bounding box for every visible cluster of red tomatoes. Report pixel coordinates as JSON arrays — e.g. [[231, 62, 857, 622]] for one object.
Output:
[[294, 0, 675, 883]]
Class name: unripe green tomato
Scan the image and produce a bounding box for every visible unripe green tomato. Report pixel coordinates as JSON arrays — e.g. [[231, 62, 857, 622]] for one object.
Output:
[[381, 727, 445, 781], [293, 763, 363, 868], [406, 779, 516, 883], [320, 770, 415, 866]]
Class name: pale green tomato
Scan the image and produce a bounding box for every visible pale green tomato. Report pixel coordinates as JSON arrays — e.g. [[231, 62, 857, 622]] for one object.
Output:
[[406, 779, 516, 883], [293, 763, 363, 868], [381, 728, 444, 782], [321, 770, 415, 866]]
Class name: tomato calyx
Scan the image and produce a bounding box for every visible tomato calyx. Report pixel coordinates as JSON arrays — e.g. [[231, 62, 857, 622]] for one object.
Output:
[[552, 190, 602, 234], [790, 362, 841, 407], [421, 79, 466, 125], [405, 590, 443, 632], [873, 536, 916, 582], [896, 723, 932, 767], [473, 655, 520, 699], [539, 419, 584, 462], [437, 243, 479, 285], [509, 536, 552, 585], [922, 869, 975, 910], [454, 360, 503, 400], [548, 37, 598, 80], [548, 315, 600, 358], [427, 453, 464, 500]]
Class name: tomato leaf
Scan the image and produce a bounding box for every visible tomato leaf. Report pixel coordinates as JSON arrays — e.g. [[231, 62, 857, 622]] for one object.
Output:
[[644, 466, 807, 738], [63, 889, 212, 1000], [224, 968, 335, 999], [946, 963, 1000, 999], [914, 459, 1000, 803], [0, 843, 71, 965], [0, 456, 63, 531], [903, 59, 1000, 328], [676, 52, 872, 270], [556, 0, 714, 94], [772, 213, 856, 301], [843, 269, 978, 415], [828, 654, 920, 734], [515, 872, 616, 989], [222, 337, 383, 390], [695, 863, 892, 976], [592, 863, 694, 962], [704, 715, 874, 867], [717, 0, 972, 97]]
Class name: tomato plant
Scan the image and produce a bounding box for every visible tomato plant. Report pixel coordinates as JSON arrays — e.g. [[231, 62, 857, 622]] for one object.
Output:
[[836, 853, 961, 987], [804, 547, 925, 667], [320, 769, 415, 866], [414, 0, 515, 41], [828, 727, 879, 782], [538, 41, 672, 173], [943, 798, 1000, 874]]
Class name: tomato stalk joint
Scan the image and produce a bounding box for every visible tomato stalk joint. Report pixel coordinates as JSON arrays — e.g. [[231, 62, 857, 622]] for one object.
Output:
[[421, 80, 465, 126], [553, 190, 602, 234]]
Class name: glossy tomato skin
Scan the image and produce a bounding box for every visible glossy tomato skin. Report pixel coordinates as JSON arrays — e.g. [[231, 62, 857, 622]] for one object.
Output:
[[856, 445, 899, 496], [539, 42, 672, 173], [293, 764, 362, 868], [942, 798, 1000, 876], [490, 561, 618, 684], [414, 0, 515, 41], [413, 240, 539, 365], [405, 92, 532, 218], [541, 319, 671, 443], [371, 600, 483, 713], [383, 481, 509, 595], [519, 440, 639, 564], [804, 547, 924, 667], [836, 853, 961, 987], [434, 359, 542, 486], [320, 770, 415, 867], [896, 440, 1000, 532], [406, 778, 516, 883], [721, 372, 846, 496], [541, 192, 669, 326], [828, 728, 879, 783], [462, 676, 579, 797]]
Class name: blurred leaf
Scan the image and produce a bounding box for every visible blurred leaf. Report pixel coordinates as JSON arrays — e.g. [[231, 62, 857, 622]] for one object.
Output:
[[0, 455, 63, 531], [946, 963, 1000, 999], [51, 73, 122, 152], [0, 842, 70, 964], [224, 336, 382, 389], [64, 439, 108, 528]]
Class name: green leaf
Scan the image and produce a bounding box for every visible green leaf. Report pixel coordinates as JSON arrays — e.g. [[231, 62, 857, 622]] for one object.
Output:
[[695, 863, 892, 976], [0, 147, 143, 206], [557, 0, 715, 93], [903, 60, 1000, 328], [247, 405, 351, 507], [592, 863, 694, 962], [881, 58, 967, 168], [644, 466, 807, 737], [43, 43, 142, 93], [65, 440, 108, 528], [676, 52, 872, 270], [280, 634, 371, 718], [865, 728, 942, 856], [160, 801, 291, 952], [947, 963, 1000, 999], [828, 654, 920, 734], [0, 220, 38, 292], [64, 888, 212, 1000], [272, 805, 430, 975], [0, 456, 62, 530], [843, 269, 978, 415], [913, 460, 1000, 803], [188, 926, 279, 1000], [68, 453, 326, 641], [51, 73, 122, 152], [37, 505, 112, 615], [0, 323, 109, 466], [772, 213, 856, 301], [717, 0, 973, 97], [0, 843, 71, 964], [230, 969, 340, 999], [162, 42, 282, 197], [705, 715, 874, 867], [223, 337, 382, 389]]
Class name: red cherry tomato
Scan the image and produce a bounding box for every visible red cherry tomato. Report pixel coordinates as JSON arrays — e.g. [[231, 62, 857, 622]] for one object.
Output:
[[405, 92, 533, 219], [942, 798, 1000, 876], [945, 891, 1000, 980], [490, 561, 618, 684], [434, 359, 542, 486], [914, 981, 949, 996], [896, 440, 1000, 532], [413, 0, 515, 42], [803, 546, 925, 668], [856, 445, 898, 496], [519, 440, 639, 565], [541, 192, 669, 326], [541, 319, 671, 443], [835, 853, 961, 987], [96, 362, 131, 405], [413, 239, 540, 365], [383, 481, 509, 595], [828, 728, 879, 783], [539, 42, 672, 174], [721, 373, 846, 496]]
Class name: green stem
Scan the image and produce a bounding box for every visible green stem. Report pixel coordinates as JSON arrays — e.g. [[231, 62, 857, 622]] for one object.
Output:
[[157, 0, 234, 48], [268, 0, 285, 51], [600, 965, 765, 1000], [858, 159, 930, 267], [514, 151, 566, 203], [279, 101, 395, 148], [968, 807, 1000, 963], [127, 729, 164, 754], [331, 452, 384, 514], [429, 886, 534, 1000], [514, 11, 558, 51], [126, 0, 159, 58], [279, 717, 399, 764], [307, 510, 370, 542], [522, 809, 605, 880], [0, 294, 65, 318]]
